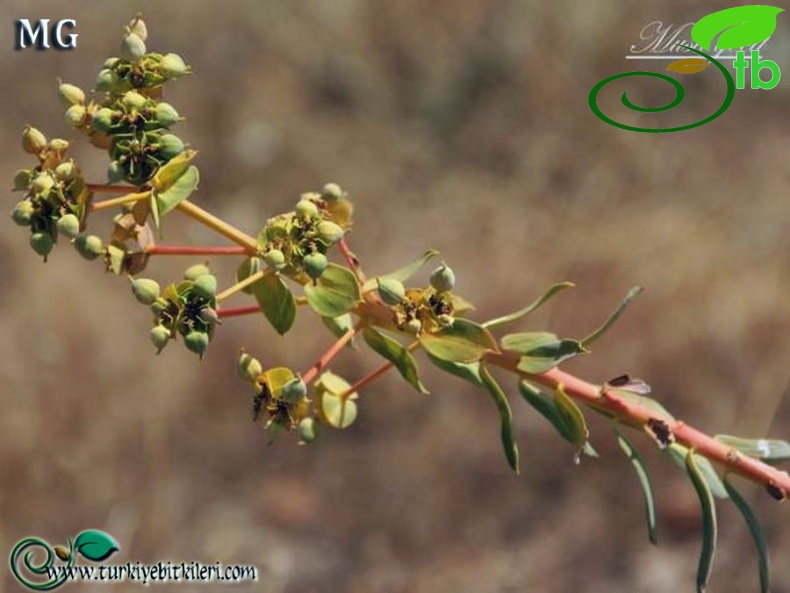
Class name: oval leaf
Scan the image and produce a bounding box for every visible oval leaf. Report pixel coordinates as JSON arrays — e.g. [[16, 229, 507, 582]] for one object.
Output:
[[616, 430, 658, 545], [363, 328, 428, 394], [723, 477, 770, 593], [667, 58, 710, 75], [479, 364, 519, 473], [262, 367, 296, 398], [74, 530, 119, 562], [251, 273, 296, 335], [316, 371, 358, 429], [691, 6, 783, 51], [154, 165, 199, 217], [304, 264, 361, 318], [419, 319, 498, 364], [685, 450, 718, 593]]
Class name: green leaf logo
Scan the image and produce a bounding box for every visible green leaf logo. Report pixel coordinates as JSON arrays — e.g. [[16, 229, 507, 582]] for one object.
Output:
[[691, 5, 784, 51], [73, 530, 119, 562]]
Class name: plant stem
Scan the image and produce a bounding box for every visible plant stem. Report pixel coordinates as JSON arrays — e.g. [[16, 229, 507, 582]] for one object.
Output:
[[302, 321, 364, 384], [216, 270, 266, 303], [91, 191, 150, 211], [339, 237, 365, 283], [337, 341, 420, 399], [146, 245, 249, 256], [176, 201, 258, 253], [88, 183, 139, 194], [217, 305, 262, 319]]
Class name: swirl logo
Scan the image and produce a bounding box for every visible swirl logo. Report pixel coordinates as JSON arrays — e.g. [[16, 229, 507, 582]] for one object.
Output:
[[589, 5, 784, 133]]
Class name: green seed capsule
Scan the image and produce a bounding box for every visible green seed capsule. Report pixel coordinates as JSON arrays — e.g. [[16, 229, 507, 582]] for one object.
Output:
[[316, 220, 345, 245], [298, 417, 319, 444], [31, 173, 54, 194], [103, 57, 120, 69], [58, 82, 85, 107], [376, 277, 406, 306], [30, 232, 54, 259], [150, 298, 168, 316], [184, 330, 209, 358], [107, 161, 125, 184], [54, 161, 77, 182], [128, 16, 148, 41], [121, 90, 147, 111], [281, 377, 307, 404], [160, 53, 188, 77], [13, 169, 32, 191], [295, 199, 318, 220], [191, 274, 217, 300], [49, 138, 70, 152], [95, 69, 119, 92], [183, 263, 210, 281], [11, 200, 35, 226], [430, 263, 455, 293], [237, 350, 263, 382], [263, 249, 286, 270], [120, 32, 146, 61], [154, 102, 180, 126], [150, 324, 171, 353], [322, 182, 343, 201], [91, 108, 116, 133], [302, 252, 328, 281], [74, 234, 104, 261], [131, 278, 161, 305], [157, 134, 184, 160], [405, 318, 422, 334], [64, 105, 87, 128], [22, 127, 47, 155], [199, 307, 221, 325], [56, 213, 80, 239]]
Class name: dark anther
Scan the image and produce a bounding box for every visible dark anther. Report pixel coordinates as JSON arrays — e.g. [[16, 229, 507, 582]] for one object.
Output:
[[645, 418, 675, 448], [766, 481, 787, 502]]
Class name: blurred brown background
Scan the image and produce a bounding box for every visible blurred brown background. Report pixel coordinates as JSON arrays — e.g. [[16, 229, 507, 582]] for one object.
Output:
[[2, 1, 789, 592]]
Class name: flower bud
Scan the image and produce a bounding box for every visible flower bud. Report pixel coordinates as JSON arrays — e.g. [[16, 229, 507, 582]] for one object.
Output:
[[64, 105, 87, 128], [30, 232, 54, 259], [22, 127, 47, 154], [295, 199, 318, 220], [54, 161, 77, 182], [120, 32, 146, 61], [49, 138, 70, 152], [191, 273, 217, 300], [121, 90, 147, 111], [107, 161, 125, 184], [58, 82, 85, 107], [298, 417, 319, 444], [95, 69, 119, 92], [150, 324, 171, 353], [376, 277, 406, 306], [237, 350, 263, 382], [154, 102, 180, 126], [430, 263, 455, 293], [302, 252, 328, 281], [11, 200, 35, 226], [263, 249, 285, 270], [56, 213, 81, 239], [405, 318, 422, 334], [316, 220, 345, 245], [13, 169, 32, 191], [322, 182, 343, 201], [183, 263, 210, 281], [31, 173, 54, 194], [157, 133, 184, 160], [281, 377, 307, 404], [131, 277, 161, 305], [184, 330, 209, 358], [91, 108, 116, 133], [160, 53, 188, 77], [128, 16, 148, 41], [74, 234, 104, 261]]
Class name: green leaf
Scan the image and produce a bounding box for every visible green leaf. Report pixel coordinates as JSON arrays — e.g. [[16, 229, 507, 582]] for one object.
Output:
[[150, 149, 197, 193], [362, 249, 439, 292], [106, 243, 125, 276], [723, 476, 770, 593], [685, 450, 718, 593], [479, 364, 519, 473], [237, 257, 263, 295], [419, 319, 498, 364], [262, 367, 296, 398], [74, 530, 119, 562], [607, 388, 675, 422], [251, 273, 296, 335], [483, 282, 574, 330], [714, 435, 790, 464], [425, 353, 484, 388], [149, 191, 161, 230], [580, 286, 642, 348], [554, 384, 596, 460], [316, 371, 358, 429], [691, 6, 783, 51], [322, 314, 357, 347], [362, 327, 428, 394], [304, 263, 361, 318], [665, 444, 728, 499], [501, 332, 587, 374], [154, 165, 199, 217], [616, 430, 658, 544]]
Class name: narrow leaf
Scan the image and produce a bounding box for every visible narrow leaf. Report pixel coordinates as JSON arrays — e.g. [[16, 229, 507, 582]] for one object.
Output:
[[154, 165, 199, 216], [479, 363, 519, 473], [665, 444, 728, 499], [419, 319, 498, 364], [685, 450, 718, 593], [502, 332, 586, 374], [616, 430, 658, 544], [363, 327, 428, 394], [251, 273, 296, 335], [483, 282, 574, 330], [304, 264, 361, 318], [691, 6, 783, 51], [580, 286, 642, 348], [723, 476, 770, 593], [362, 249, 439, 292], [714, 435, 790, 465], [426, 352, 484, 388], [554, 384, 596, 460]]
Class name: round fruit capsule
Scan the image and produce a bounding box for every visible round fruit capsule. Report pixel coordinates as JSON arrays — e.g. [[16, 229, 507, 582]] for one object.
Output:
[[316, 221, 344, 245], [302, 252, 328, 281], [56, 213, 80, 239], [54, 161, 77, 182], [13, 169, 32, 191], [263, 249, 286, 270], [295, 199, 318, 220], [184, 330, 209, 358], [298, 417, 319, 444], [95, 69, 119, 92], [30, 232, 54, 259], [131, 278, 161, 305], [377, 277, 406, 306], [281, 377, 307, 404], [74, 234, 104, 261], [31, 173, 54, 194], [120, 32, 146, 61], [160, 53, 188, 77], [430, 263, 455, 293], [58, 82, 85, 107], [154, 102, 180, 126], [65, 105, 87, 128], [150, 324, 171, 353], [322, 182, 343, 201], [22, 127, 47, 155], [237, 350, 263, 382], [11, 200, 35, 226], [91, 108, 116, 133], [121, 90, 148, 111], [183, 263, 210, 281], [191, 274, 217, 300], [157, 134, 184, 160], [107, 161, 125, 184]]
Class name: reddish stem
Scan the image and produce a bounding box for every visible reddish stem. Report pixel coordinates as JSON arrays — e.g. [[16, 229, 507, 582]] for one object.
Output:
[[339, 238, 365, 283], [341, 360, 395, 398], [146, 245, 249, 256], [217, 305, 261, 319], [88, 183, 139, 194], [302, 322, 363, 384]]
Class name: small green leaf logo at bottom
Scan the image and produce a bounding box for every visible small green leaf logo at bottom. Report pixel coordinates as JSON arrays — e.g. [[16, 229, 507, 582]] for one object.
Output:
[[74, 530, 119, 562]]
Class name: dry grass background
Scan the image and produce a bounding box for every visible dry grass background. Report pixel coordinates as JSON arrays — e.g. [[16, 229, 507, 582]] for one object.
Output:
[[2, 1, 789, 592]]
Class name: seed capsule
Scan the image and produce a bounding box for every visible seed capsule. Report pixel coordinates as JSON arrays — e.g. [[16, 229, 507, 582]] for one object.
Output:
[[191, 274, 217, 300], [430, 263, 455, 293], [377, 277, 406, 306], [49, 138, 70, 152], [107, 161, 125, 184], [95, 69, 119, 92], [131, 278, 161, 305], [91, 108, 116, 133], [405, 318, 422, 334], [263, 249, 286, 270], [64, 105, 87, 128], [121, 90, 148, 111], [58, 82, 85, 107], [54, 161, 77, 182], [281, 377, 307, 404], [56, 213, 81, 239], [104, 57, 120, 69], [199, 306, 221, 326], [322, 182, 343, 201], [298, 417, 319, 444], [154, 102, 180, 127], [150, 298, 168, 316], [184, 330, 209, 358], [30, 232, 54, 259], [302, 252, 328, 281], [150, 324, 171, 353], [183, 263, 210, 281], [316, 221, 345, 245], [237, 350, 263, 382], [22, 127, 47, 154], [74, 234, 104, 261], [157, 134, 184, 160], [31, 173, 54, 194], [13, 169, 32, 191], [120, 32, 146, 61], [295, 199, 318, 220], [160, 53, 188, 77], [11, 200, 35, 226], [128, 16, 148, 41]]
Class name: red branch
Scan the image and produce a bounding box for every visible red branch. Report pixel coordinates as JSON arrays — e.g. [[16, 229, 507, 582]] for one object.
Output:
[[217, 305, 261, 319], [302, 323, 362, 384]]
